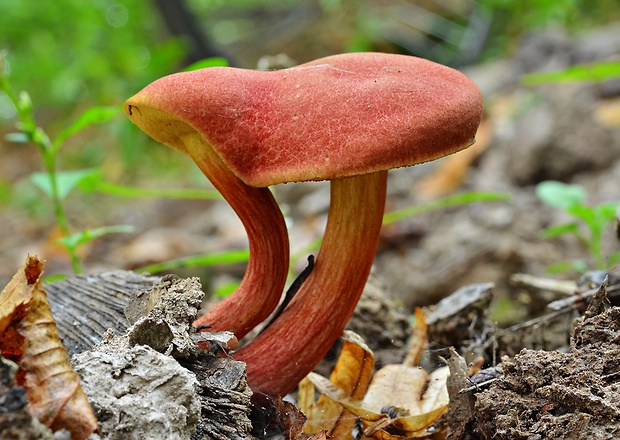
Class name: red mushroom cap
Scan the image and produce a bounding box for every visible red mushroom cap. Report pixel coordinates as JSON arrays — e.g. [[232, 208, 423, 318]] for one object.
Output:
[[126, 52, 482, 187]]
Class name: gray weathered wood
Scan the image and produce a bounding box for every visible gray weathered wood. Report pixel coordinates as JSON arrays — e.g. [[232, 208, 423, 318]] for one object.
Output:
[[46, 271, 161, 355], [47, 271, 257, 439]]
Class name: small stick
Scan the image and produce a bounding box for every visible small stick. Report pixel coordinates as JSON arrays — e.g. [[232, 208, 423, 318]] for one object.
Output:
[[260, 255, 315, 333]]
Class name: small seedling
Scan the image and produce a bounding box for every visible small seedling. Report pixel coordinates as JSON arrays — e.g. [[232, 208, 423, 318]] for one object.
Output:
[[1, 54, 128, 274], [536, 180, 620, 273]]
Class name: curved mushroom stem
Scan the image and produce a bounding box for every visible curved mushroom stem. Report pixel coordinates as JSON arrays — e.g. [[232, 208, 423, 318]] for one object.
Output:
[[234, 171, 388, 396], [184, 136, 290, 339]]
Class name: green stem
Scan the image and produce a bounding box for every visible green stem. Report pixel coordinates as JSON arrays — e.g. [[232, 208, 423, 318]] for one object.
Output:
[[42, 147, 82, 273], [1, 79, 82, 273]]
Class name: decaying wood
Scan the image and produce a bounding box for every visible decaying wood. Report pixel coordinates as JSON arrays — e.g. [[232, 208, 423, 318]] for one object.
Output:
[[46, 270, 161, 354], [182, 354, 254, 440], [46, 271, 256, 439]]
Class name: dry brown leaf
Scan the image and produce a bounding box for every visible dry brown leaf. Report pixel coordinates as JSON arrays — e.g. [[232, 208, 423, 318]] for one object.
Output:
[[304, 430, 330, 440], [368, 404, 448, 438], [0, 256, 41, 356], [302, 315, 449, 439], [0, 256, 98, 439], [362, 364, 428, 414], [300, 331, 374, 435], [305, 372, 380, 421], [594, 98, 620, 126], [419, 367, 450, 414], [361, 365, 448, 435], [371, 430, 404, 440], [403, 308, 427, 368], [308, 368, 448, 438], [274, 396, 307, 439], [331, 331, 374, 399], [370, 423, 440, 440]]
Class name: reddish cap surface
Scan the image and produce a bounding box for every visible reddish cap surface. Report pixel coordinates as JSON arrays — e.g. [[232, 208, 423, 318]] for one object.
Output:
[[126, 52, 483, 187]]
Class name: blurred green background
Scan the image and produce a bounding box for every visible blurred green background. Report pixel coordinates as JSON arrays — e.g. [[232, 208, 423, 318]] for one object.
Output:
[[0, 0, 618, 281], [3, 0, 617, 118]]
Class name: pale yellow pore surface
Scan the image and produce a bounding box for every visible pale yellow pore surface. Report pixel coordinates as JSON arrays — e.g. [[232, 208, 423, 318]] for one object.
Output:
[[125, 52, 482, 188]]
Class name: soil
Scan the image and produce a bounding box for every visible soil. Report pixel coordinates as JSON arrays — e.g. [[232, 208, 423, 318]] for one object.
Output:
[[472, 282, 620, 439], [4, 267, 620, 439]]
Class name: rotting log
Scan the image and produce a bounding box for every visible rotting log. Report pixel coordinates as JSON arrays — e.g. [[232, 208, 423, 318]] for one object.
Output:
[[46, 270, 162, 355], [47, 271, 255, 439]]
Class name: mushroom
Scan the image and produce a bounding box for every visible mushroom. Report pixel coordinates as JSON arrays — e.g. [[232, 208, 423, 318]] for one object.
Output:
[[124, 78, 290, 340], [125, 52, 483, 396]]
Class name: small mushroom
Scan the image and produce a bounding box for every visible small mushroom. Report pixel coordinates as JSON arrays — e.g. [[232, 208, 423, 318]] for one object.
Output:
[[125, 52, 483, 396], [125, 78, 290, 340]]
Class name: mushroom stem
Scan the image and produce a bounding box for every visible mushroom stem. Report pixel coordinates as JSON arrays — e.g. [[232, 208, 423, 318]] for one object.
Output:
[[184, 136, 290, 339], [234, 170, 388, 396]]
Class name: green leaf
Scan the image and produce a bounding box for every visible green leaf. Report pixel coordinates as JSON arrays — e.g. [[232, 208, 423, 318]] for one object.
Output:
[[57, 225, 134, 249], [382, 191, 511, 225], [17, 90, 32, 113], [608, 251, 620, 267], [183, 57, 229, 72], [30, 168, 99, 200], [29, 170, 65, 199], [5, 132, 29, 143], [42, 274, 68, 284], [32, 126, 50, 147], [596, 202, 620, 222], [53, 105, 121, 151], [545, 260, 588, 275], [75, 172, 222, 200], [522, 61, 620, 85], [91, 180, 222, 200], [213, 281, 240, 298], [536, 181, 585, 209], [541, 222, 579, 239], [0, 180, 11, 206], [136, 249, 249, 274], [566, 204, 596, 225]]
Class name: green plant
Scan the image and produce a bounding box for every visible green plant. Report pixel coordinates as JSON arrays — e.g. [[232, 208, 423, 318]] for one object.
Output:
[[0, 0, 184, 110], [522, 60, 620, 85], [478, 0, 620, 58], [1, 49, 234, 277], [289, 190, 512, 276], [536, 180, 620, 273], [382, 191, 512, 225], [1, 55, 130, 274]]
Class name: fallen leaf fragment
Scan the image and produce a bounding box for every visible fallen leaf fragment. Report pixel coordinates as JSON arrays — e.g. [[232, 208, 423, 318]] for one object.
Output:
[[403, 308, 427, 368], [303, 430, 330, 440], [302, 314, 449, 439], [594, 97, 620, 127], [274, 396, 307, 439], [420, 366, 450, 414], [0, 256, 98, 439], [0, 256, 41, 358], [251, 393, 307, 439], [359, 366, 448, 437], [299, 331, 374, 436], [362, 364, 428, 415]]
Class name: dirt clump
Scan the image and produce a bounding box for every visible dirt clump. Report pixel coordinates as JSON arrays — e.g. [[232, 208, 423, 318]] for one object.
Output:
[[473, 283, 620, 439]]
